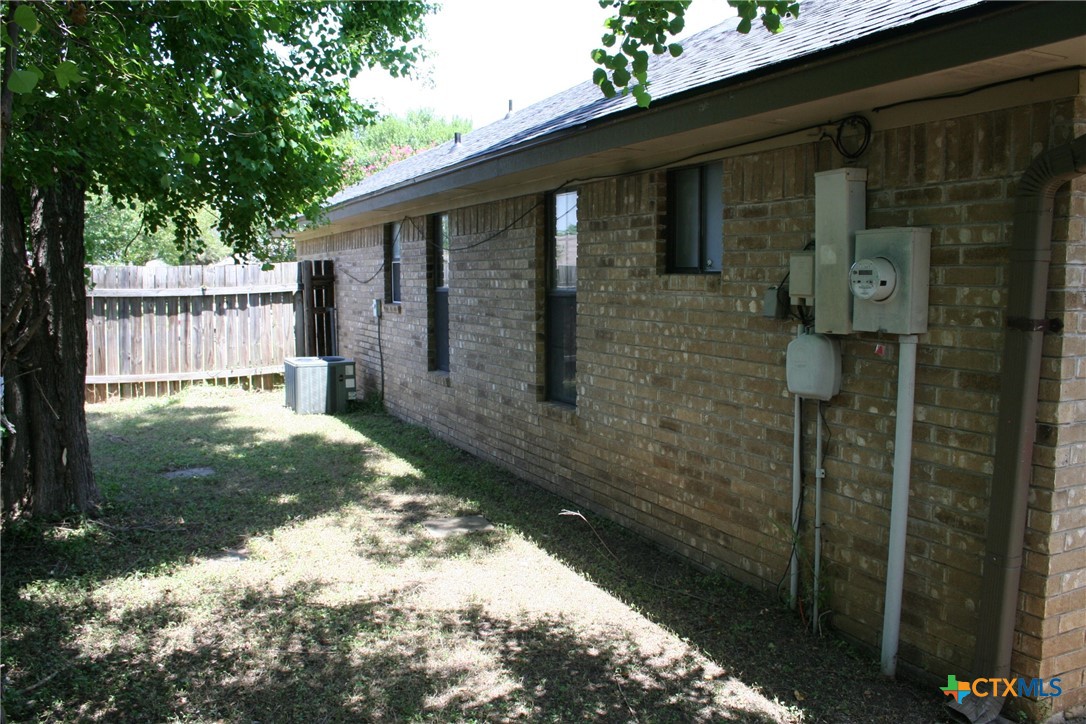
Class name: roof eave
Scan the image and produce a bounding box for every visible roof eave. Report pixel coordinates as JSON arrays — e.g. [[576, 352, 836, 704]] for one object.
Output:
[[305, 1, 1084, 236]]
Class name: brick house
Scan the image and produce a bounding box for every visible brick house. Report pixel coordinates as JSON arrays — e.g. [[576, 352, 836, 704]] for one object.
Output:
[[294, 1, 1086, 719]]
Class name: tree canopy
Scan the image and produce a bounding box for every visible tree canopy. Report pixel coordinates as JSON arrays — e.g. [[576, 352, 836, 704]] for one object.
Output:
[[1, 0, 433, 516], [593, 0, 799, 106], [84, 192, 232, 265], [334, 109, 472, 186], [3, 1, 432, 256]]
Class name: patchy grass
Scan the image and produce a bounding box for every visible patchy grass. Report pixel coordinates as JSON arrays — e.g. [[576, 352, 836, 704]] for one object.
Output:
[[2, 387, 954, 722]]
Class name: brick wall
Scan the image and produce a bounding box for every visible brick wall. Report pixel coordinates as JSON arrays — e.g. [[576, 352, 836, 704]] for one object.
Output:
[[298, 93, 1085, 717]]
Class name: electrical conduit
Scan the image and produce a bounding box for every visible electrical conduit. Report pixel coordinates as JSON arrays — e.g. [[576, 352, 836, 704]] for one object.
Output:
[[813, 403, 825, 633], [881, 333, 919, 677], [791, 391, 802, 610]]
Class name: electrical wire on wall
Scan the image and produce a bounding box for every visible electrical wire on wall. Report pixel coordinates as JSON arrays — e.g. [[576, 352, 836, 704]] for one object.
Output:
[[377, 302, 384, 403], [821, 115, 871, 161]]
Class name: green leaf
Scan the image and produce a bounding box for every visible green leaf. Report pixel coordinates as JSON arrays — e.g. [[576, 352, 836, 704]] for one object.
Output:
[[668, 43, 683, 58], [7, 67, 41, 94], [261, 262, 275, 271], [182, 152, 201, 166], [737, 17, 753, 34], [612, 66, 631, 87], [54, 60, 83, 89], [13, 5, 40, 34], [632, 84, 652, 108], [592, 67, 607, 86]]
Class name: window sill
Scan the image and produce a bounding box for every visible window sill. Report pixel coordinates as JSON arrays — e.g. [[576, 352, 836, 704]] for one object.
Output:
[[541, 400, 577, 424], [382, 302, 403, 314], [428, 370, 451, 387]]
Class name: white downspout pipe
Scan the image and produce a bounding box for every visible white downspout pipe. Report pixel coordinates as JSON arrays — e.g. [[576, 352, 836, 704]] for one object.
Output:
[[790, 389, 802, 609], [812, 402, 825, 632], [881, 333, 919, 677]]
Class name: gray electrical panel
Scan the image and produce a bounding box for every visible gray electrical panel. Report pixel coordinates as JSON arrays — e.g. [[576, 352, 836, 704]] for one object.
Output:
[[814, 168, 867, 335]]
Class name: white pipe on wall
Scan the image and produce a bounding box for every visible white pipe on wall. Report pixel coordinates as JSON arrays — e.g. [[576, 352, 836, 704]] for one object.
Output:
[[789, 324, 807, 611], [813, 402, 824, 633], [791, 391, 802, 610], [881, 334, 919, 677]]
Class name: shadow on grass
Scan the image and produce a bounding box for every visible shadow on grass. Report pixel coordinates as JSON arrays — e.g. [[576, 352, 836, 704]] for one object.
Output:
[[3, 399, 493, 587], [1, 394, 951, 723], [3, 578, 784, 723], [340, 409, 953, 724]]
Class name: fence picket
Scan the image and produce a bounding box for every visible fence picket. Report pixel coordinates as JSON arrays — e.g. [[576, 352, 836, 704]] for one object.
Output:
[[85, 263, 300, 402]]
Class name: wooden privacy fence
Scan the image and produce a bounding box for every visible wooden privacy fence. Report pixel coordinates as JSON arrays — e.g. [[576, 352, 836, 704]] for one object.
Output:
[[85, 263, 300, 402]]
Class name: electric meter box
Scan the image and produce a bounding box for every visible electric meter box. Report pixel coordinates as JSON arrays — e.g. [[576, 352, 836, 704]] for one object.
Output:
[[850, 227, 931, 335], [786, 333, 841, 401]]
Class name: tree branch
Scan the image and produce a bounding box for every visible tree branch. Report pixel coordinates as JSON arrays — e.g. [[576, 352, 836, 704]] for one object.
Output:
[[1, 1, 21, 160]]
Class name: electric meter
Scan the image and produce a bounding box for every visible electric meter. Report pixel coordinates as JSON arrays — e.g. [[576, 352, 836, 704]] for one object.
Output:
[[850, 228, 930, 334], [849, 257, 896, 301]]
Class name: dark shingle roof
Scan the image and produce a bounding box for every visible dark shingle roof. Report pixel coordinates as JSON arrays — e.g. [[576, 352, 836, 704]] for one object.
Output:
[[326, 0, 985, 209]]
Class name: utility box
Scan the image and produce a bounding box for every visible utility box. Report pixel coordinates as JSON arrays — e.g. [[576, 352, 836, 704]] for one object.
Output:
[[284, 356, 355, 414], [786, 333, 841, 401], [850, 228, 931, 334], [814, 168, 867, 335], [789, 251, 816, 307]]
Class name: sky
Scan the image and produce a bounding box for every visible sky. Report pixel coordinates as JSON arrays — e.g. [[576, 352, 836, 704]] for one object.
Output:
[[349, 0, 735, 128]]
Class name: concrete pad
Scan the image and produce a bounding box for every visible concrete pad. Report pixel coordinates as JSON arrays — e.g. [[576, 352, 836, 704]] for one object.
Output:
[[421, 515, 495, 538], [163, 467, 216, 479]]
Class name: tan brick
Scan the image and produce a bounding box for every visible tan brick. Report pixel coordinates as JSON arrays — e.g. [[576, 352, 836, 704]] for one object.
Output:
[[302, 98, 1086, 696]]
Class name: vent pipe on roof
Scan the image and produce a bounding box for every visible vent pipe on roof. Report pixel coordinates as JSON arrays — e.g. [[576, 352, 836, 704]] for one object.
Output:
[[453, 132, 462, 146], [505, 99, 513, 119], [950, 133, 1086, 723]]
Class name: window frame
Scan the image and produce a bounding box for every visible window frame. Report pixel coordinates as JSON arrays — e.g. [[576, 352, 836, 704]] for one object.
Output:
[[667, 162, 724, 274], [430, 212, 450, 372], [385, 221, 402, 304], [545, 189, 578, 406]]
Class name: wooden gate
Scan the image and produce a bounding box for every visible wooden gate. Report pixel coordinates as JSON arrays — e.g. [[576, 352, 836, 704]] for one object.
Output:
[[295, 260, 337, 357]]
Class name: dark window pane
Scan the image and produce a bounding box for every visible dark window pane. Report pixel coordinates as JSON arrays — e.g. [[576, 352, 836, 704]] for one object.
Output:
[[702, 163, 723, 272], [435, 288, 449, 372], [546, 292, 576, 405], [672, 167, 701, 270]]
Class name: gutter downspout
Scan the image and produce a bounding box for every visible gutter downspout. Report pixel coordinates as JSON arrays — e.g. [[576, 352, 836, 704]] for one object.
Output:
[[955, 133, 1086, 723]]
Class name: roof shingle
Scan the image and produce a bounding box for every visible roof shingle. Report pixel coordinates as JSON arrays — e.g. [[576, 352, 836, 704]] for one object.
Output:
[[326, 0, 985, 209]]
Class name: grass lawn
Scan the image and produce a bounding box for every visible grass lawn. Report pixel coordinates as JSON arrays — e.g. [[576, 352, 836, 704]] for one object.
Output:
[[1, 387, 954, 722]]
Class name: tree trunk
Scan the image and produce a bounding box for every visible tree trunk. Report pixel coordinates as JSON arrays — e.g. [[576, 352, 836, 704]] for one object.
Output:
[[1, 174, 98, 517]]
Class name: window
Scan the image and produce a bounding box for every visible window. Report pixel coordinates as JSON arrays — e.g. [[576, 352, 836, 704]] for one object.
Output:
[[546, 190, 577, 405], [431, 213, 450, 372], [668, 162, 723, 273], [385, 221, 401, 303]]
